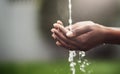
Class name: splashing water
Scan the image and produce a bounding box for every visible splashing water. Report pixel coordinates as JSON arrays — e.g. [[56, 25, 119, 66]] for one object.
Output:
[[68, 0, 91, 74], [78, 51, 91, 74], [68, 51, 76, 74], [68, 51, 91, 74], [68, 0, 76, 74]]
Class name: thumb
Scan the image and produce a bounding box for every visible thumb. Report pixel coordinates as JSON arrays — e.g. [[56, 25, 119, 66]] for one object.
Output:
[[66, 27, 90, 38], [66, 31, 75, 38], [66, 21, 95, 38]]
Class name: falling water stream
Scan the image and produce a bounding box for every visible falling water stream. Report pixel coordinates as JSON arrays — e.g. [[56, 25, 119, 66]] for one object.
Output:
[[68, 0, 91, 74]]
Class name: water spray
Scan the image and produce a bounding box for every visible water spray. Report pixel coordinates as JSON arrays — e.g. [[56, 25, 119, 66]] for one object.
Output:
[[68, 0, 91, 74]]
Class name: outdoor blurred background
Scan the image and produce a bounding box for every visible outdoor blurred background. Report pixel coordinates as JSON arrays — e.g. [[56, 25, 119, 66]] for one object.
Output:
[[0, 0, 120, 74]]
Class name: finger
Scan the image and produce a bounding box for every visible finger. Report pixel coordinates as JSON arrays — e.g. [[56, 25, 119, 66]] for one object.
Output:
[[56, 40, 77, 50], [53, 28, 80, 49], [59, 25, 69, 35], [52, 33, 57, 40], [56, 41, 62, 46], [66, 21, 95, 38], [57, 20, 63, 25], [55, 37, 71, 49], [53, 28, 68, 43], [66, 26, 91, 38], [53, 24, 69, 36], [51, 28, 55, 33], [51, 28, 56, 32], [72, 21, 94, 29], [53, 20, 63, 30], [53, 23, 59, 29]]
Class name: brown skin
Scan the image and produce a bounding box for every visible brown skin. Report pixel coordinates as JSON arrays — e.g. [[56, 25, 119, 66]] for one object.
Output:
[[51, 20, 120, 51]]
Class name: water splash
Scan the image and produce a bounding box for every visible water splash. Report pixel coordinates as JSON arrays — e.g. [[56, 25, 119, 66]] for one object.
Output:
[[68, 51, 76, 74], [68, 0, 76, 74], [78, 51, 91, 74], [68, 51, 91, 74], [68, 0, 91, 74]]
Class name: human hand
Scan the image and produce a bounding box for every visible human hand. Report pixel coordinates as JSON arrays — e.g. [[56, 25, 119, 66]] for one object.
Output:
[[51, 21, 108, 51]]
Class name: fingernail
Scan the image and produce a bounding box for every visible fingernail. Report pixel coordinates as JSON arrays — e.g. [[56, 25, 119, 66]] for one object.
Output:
[[54, 23, 59, 28], [52, 34, 56, 39], [57, 20, 60, 22], [66, 31, 73, 37], [57, 20, 61, 23], [56, 41, 61, 46], [51, 29, 54, 32], [53, 23, 56, 27]]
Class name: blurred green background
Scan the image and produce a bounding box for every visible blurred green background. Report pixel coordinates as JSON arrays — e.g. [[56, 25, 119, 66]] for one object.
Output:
[[0, 0, 120, 74], [1, 60, 120, 74]]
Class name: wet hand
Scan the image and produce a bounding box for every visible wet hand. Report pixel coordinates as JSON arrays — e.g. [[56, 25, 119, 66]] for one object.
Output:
[[51, 21, 108, 51]]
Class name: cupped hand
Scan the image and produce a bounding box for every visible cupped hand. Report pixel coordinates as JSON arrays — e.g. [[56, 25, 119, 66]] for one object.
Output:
[[51, 21, 108, 51]]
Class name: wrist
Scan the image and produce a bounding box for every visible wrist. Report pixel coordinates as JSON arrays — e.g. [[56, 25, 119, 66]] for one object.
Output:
[[104, 27, 120, 44]]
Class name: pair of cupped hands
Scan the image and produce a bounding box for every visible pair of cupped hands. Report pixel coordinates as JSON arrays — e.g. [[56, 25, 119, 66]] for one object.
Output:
[[51, 20, 107, 51]]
